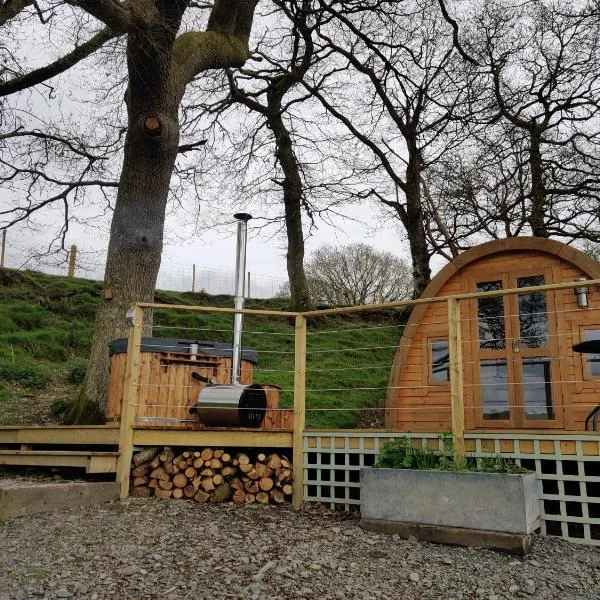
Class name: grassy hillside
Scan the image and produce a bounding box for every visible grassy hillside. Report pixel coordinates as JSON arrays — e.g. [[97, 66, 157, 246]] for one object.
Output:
[[0, 268, 406, 428]]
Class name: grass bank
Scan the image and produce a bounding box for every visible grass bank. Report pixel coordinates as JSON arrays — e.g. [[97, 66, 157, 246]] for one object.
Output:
[[0, 268, 405, 428]]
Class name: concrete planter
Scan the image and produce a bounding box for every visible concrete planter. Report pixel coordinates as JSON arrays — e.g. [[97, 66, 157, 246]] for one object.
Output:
[[360, 467, 540, 554]]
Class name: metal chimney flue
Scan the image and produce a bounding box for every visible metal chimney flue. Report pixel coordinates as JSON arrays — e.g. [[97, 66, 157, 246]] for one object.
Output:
[[189, 211, 266, 428], [231, 212, 252, 384]]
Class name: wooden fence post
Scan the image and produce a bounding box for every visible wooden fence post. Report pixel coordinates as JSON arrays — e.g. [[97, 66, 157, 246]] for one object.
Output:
[[292, 314, 307, 508], [0, 229, 6, 268], [447, 298, 465, 460], [192, 264, 196, 292], [116, 305, 143, 499], [247, 271, 251, 298], [67, 244, 77, 277]]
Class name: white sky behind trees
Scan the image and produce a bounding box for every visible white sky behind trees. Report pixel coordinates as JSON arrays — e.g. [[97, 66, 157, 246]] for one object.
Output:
[[0, 2, 420, 283], [5, 0, 596, 285]]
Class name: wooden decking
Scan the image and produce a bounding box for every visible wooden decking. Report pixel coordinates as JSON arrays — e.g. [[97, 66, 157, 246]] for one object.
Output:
[[0, 425, 293, 475], [0, 425, 120, 446], [0, 450, 118, 473], [0, 425, 121, 473], [131, 426, 293, 448]]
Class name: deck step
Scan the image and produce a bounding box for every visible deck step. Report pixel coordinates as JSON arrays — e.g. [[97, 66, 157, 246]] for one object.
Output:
[[0, 450, 119, 473]]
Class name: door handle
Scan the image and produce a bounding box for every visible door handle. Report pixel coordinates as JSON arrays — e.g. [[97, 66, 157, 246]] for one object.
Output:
[[512, 338, 521, 353]]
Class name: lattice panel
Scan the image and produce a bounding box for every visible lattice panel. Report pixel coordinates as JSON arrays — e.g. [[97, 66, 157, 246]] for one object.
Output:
[[303, 432, 600, 546]]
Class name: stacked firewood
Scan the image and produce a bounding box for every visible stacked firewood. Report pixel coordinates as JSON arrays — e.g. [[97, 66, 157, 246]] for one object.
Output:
[[129, 447, 293, 504]]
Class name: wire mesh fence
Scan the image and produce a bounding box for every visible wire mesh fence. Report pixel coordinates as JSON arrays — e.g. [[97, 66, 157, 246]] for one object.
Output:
[[1, 241, 287, 299]]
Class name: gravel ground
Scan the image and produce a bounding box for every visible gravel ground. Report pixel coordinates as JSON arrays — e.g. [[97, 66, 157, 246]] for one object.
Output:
[[0, 468, 97, 488], [0, 499, 598, 600]]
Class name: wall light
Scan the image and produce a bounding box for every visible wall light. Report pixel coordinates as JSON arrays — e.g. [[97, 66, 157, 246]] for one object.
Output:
[[575, 276, 590, 309]]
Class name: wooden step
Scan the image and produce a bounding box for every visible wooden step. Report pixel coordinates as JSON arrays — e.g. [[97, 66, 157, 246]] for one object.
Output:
[[0, 426, 119, 446], [0, 450, 119, 473]]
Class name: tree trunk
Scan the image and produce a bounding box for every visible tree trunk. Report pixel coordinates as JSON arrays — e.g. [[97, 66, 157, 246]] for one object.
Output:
[[65, 12, 184, 424], [404, 144, 431, 298], [268, 101, 313, 312], [528, 129, 548, 238]]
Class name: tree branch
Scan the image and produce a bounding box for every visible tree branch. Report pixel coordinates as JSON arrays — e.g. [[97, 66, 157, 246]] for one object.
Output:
[[0, 27, 118, 97], [172, 0, 257, 85], [0, 0, 34, 26], [437, 0, 479, 66], [67, 0, 131, 32]]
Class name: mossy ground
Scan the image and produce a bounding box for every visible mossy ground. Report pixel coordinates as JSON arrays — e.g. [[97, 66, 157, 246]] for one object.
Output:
[[0, 268, 405, 428]]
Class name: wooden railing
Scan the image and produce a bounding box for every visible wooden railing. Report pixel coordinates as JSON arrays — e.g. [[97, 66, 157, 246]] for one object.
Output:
[[115, 278, 600, 503]]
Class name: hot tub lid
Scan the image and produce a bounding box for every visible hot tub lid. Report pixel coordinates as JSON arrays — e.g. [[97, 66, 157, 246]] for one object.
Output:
[[108, 337, 258, 364]]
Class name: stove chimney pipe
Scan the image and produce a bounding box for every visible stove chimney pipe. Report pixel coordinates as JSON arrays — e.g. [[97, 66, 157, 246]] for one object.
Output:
[[231, 213, 252, 384]]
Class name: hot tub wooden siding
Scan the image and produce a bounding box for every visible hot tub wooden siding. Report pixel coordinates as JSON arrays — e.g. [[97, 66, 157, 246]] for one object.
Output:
[[386, 238, 600, 433], [107, 351, 292, 430], [107, 352, 253, 426]]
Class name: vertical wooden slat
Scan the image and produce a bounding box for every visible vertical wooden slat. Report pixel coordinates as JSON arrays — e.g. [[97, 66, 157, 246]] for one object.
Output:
[[292, 314, 307, 508], [116, 305, 143, 499], [448, 298, 465, 460]]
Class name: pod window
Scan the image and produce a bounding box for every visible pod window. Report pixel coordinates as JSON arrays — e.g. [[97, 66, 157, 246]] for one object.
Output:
[[431, 339, 450, 383]]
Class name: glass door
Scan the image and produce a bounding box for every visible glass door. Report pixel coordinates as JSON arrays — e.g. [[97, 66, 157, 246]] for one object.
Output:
[[507, 272, 563, 428], [471, 270, 562, 428], [472, 275, 517, 427]]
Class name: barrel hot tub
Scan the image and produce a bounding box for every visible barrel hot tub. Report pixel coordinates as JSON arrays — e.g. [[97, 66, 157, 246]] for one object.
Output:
[[105, 337, 259, 427]]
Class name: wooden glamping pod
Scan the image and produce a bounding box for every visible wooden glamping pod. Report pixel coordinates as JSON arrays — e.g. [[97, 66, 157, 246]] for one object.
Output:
[[106, 337, 290, 429], [386, 238, 600, 432]]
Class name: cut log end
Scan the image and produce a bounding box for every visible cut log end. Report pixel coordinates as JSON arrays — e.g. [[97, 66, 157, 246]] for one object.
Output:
[[131, 446, 292, 506], [143, 116, 162, 136]]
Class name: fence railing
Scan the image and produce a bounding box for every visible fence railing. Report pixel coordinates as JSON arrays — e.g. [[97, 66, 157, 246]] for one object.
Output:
[[115, 278, 600, 541]]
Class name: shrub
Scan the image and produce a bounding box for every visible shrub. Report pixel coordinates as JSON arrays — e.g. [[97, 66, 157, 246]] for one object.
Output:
[[0, 383, 13, 403], [375, 435, 526, 474], [5, 304, 49, 331], [50, 398, 72, 417], [0, 361, 50, 390], [67, 360, 87, 385]]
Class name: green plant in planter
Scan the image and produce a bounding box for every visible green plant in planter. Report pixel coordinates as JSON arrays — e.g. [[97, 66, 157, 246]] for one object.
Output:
[[375, 434, 526, 474]]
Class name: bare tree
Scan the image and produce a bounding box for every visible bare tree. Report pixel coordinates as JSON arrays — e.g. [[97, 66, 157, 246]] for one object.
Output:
[[62, 0, 259, 423], [421, 124, 533, 255], [304, 0, 473, 296], [180, 0, 368, 311], [209, 0, 319, 311], [0, 3, 125, 258], [295, 243, 412, 306], [411, 0, 600, 257], [466, 0, 600, 240], [3, 0, 262, 423]]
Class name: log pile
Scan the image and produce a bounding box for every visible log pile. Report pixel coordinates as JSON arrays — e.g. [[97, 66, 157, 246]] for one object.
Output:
[[129, 447, 293, 505]]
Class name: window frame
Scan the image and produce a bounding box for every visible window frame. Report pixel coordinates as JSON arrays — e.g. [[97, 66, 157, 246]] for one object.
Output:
[[427, 335, 451, 387], [579, 325, 600, 382]]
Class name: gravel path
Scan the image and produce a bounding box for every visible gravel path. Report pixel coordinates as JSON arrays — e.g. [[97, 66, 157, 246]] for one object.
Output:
[[0, 499, 598, 600]]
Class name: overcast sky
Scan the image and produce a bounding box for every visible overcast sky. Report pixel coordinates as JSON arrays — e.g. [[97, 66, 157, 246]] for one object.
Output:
[[5, 191, 419, 296], [1, 3, 449, 296]]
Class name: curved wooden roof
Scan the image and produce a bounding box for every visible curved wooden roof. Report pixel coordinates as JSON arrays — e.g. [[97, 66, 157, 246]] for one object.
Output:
[[385, 237, 600, 419]]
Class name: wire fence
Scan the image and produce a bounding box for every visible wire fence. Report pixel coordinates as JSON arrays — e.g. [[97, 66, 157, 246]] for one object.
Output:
[[113, 279, 600, 432], [119, 280, 600, 545], [0, 238, 287, 299]]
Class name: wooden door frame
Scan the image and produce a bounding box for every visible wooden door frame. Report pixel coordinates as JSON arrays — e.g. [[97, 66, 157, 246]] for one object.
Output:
[[467, 267, 564, 430], [507, 267, 564, 429], [467, 273, 517, 429]]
